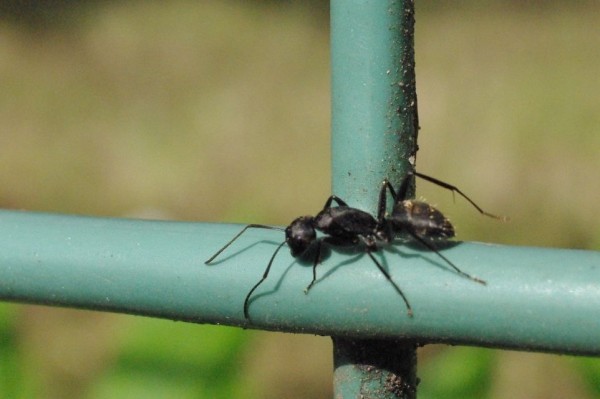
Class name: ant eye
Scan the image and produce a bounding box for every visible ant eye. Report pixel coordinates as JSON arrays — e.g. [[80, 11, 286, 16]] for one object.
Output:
[[286, 216, 316, 256]]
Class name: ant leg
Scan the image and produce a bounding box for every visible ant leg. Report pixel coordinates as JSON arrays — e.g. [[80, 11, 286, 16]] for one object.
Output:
[[378, 177, 418, 219], [377, 180, 392, 221], [358, 235, 413, 316], [205, 224, 284, 264], [304, 239, 324, 294], [396, 173, 414, 202], [322, 195, 349, 210], [413, 172, 508, 221], [406, 229, 487, 285], [365, 250, 413, 317], [243, 240, 287, 319]]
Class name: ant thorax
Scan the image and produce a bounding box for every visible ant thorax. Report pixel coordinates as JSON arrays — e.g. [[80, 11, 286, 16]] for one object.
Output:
[[315, 206, 379, 240]]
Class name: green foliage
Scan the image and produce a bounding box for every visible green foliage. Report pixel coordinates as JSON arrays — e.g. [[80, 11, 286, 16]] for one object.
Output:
[[89, 321, 251, 399], [0, 304, 27, 399], [419, 347, 493, 399]]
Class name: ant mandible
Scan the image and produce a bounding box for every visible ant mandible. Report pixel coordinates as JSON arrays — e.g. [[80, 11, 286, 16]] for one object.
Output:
[[205, 171, 506, 319]]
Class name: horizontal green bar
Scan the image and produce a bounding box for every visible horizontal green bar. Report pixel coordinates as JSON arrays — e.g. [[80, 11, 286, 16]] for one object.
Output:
[[1, 210, 599, 356]]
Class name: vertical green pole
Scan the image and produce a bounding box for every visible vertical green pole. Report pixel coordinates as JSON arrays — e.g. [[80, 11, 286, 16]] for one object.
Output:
[[330, 0, 419, 398], [331, 0, 419, 213]]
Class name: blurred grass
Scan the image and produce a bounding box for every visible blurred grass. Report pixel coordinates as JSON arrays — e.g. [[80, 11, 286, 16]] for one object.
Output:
[[0, 1, 598, 398]]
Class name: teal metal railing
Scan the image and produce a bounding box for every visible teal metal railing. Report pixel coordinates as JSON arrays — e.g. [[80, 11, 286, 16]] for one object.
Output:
[[330, 1, 421, 395], [0, 210, 598, 354], [1, 205, 599, 399], [1, 1, 599, 398]]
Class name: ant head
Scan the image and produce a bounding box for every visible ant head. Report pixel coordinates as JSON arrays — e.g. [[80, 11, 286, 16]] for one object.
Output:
[[285, 216, 316, 257]]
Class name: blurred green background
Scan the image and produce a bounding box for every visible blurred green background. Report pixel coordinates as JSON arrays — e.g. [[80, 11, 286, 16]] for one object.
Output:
[[0, 1, 599, 398]]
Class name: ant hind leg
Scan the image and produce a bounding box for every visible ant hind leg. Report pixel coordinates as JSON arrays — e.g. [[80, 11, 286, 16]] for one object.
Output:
[[407, 230, 486, 285], [413, 172, 508, 221]]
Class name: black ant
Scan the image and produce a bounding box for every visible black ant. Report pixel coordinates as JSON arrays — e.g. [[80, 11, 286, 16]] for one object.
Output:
[[205, 171, 506, 319]]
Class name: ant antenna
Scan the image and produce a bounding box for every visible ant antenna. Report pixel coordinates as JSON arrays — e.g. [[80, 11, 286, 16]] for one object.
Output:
[[205, 224, 285, 264]]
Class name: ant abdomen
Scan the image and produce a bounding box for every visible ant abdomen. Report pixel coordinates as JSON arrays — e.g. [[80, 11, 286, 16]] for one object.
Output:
[[391, 200, 455, 240]]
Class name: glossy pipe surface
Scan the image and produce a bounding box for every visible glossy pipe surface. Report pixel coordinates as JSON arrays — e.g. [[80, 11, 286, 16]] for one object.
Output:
[[1, 210, 599, 356]]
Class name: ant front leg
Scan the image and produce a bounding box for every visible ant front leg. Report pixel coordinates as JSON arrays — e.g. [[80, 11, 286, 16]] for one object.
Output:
[[303, 239, 324, 294], [303, 236, 348, 294], [243, 240, 287, 319], [304, 237, 338, 294]]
